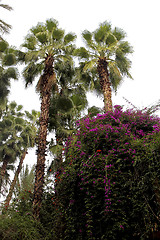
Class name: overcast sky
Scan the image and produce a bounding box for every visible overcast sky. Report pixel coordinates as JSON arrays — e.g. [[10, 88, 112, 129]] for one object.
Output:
[[1, 0, 160, 112], [1, 0, 160, 169]]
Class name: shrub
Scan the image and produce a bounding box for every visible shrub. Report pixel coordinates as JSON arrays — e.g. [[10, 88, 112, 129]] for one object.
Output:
[[0, 212, 44, 240], [51, 106, 160, 240]]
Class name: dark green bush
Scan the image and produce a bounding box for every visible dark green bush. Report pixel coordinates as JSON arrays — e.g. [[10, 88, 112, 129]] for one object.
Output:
[[0, 212, 44, 240], [50, 106, 160, 240]]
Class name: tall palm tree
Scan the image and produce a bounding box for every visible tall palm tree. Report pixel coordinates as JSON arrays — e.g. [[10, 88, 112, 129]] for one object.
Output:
[[4, 109, 39, 209], [75, 21, 133, 112], [0, 0, 13, 39], [21, 18, 76, 219], [0, 102, 38, 196]]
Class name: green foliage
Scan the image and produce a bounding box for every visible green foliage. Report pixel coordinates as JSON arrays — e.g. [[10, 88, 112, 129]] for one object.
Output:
[[75, 21, 133, 98], [50, 106, 160, 239], [0, 102, 39, 196], [0, 1, 13, 37], [0, 41, 18, 105], [64, 33, 76, 44], [74, 47, 90, 59], [2, 53, 16, 66], [0, 213, 44, 240], [46, 18, 58, 32], [0, 40, 8, 52], [52, 28, 64, 41], [56, 96, 73, 113]]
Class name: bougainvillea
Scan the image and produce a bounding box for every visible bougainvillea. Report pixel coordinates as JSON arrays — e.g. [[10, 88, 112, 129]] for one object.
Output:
[[50, 106, 160, 240]]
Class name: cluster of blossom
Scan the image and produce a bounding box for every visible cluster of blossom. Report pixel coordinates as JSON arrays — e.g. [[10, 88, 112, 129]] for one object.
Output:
[[54, 105, 160, 237]]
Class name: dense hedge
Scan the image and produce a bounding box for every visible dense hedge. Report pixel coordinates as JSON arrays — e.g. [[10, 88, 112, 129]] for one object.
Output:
[[50, 106, 160, 240]]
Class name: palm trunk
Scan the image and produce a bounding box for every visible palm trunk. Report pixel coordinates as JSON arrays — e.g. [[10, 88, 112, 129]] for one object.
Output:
[[0, 155, 10, 195], [33, 54, 55, 220], [97, 57, 113, 112], [4, 150, 27, 209]]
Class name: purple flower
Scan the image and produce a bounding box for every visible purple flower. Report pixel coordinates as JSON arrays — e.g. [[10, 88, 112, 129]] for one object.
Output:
[[120, 225, 124, 229]]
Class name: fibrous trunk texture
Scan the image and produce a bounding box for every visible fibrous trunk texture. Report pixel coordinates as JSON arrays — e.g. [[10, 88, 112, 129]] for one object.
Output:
[[97, 57, 113, 112], [33, 54, 55, 220], [0, 155, 10, 195], [4, 150, 27, 209]]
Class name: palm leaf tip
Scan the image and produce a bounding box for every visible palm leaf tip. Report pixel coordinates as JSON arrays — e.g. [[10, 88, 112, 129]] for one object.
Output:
[[52, 28, 64, 41], [64, 33, 76, 44], [36, 32, 48, 44], [82, 30, 92, 42], [46, 18, 58, 32]]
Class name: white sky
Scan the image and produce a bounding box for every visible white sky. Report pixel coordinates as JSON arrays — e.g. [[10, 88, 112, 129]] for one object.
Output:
[[1, 0, 160, 169]]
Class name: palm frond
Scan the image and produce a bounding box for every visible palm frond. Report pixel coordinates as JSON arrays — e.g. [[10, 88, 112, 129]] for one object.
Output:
[[2, 53, 16, 66], [115, 50, 132, 78], [108, 61, 122, 91], [0, 20, 11, 33], [46, 18, 58, 32], [0, 40, 8, 52], [74, 47, 90, 59], [0, 3, 13, 11], [22, 35, 37, 51], [113, 27, 126, 41], [56, 96, 74, 113], [52, 28, 64, 41], [31, 23, 46, 35], [94, 21, 111, 44], [64, 33, 76, 45], [36, 31, 48, 45], [23, 62, 42, 87], [83, 59, 96, 72]]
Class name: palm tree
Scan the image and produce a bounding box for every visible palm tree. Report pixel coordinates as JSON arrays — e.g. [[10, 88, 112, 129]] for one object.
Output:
[[75, 21, 133, 112], [0, 102, 23, 193], [0, 102, 38, 196], [0, 0, 13, 39], [21, 18, 76, 219], [4, 109, 39, 209]]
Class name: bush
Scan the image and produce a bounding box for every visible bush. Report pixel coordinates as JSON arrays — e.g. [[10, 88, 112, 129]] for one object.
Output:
[[0, 212, 44, 240], [51, 106, 160, 240]]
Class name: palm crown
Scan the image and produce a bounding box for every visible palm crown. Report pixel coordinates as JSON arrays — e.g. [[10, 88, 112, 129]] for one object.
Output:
[[22, 18, 76, 89], [75, 21, 133, 111]]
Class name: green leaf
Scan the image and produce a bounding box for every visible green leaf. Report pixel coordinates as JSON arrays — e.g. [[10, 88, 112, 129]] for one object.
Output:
[[52, 28, 64, 41], [17, 105, 23, 112], [10, 101, 17, 110], [36, 32, 48, 44], [82, 30, 92, 42], [31, 24, 46, 35], [15, 117, 24, 125], [74, 47, 90, 59], [56, 97, 73, 112], [23, 35, 37, 51], [113, 27, 126, 41], [94, 22, 111, 43], [0, 40, 8, 52], [2, 53, 16, 66], [46, 18, 58, 32], [64, 33, 76, 44], [4, 119, 12, 127], [6, 67, 18, 79]]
